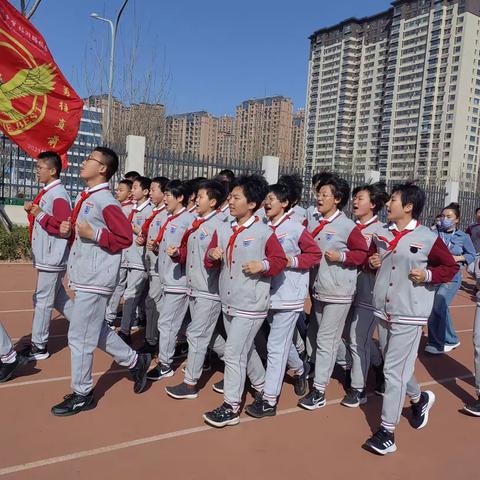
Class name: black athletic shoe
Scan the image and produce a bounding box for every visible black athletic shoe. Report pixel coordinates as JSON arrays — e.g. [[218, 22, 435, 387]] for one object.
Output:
[[146, 363, 174, 381], [410, 390, 435, 429], [294, 361, 310, 396], [173, 342, 189, 360], [20, 343, 50, 361], [212, 379, 224, 394], [341, 388, 367, 408], [203, 403, 240, 428], [463, 398, 480, 416], [0, 355, 27, 383], [365, 428, 397, 455], [298, 388, 326, 410], [130, 353, 151, 394], [51, 391, 95, 417], [117, 331, 132, 346], [344, 368, 352, 390], [245, 398, 276, 418], [136, 342, 158, 355], [373, 363, 385, 396], [203, 352, 212, 372], [165, 382, 199, 400]]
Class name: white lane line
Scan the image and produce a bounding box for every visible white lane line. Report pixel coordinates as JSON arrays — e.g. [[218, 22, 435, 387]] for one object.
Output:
[[0, 372, 474, 476], [0, 309, 34, 314], [12, 333, 66, 343], [0, 290, 34, 294], [451, 304, 475, 309]]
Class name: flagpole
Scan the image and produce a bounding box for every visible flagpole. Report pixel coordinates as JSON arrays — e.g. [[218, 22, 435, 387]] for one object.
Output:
[[90, 0, 129, 145]]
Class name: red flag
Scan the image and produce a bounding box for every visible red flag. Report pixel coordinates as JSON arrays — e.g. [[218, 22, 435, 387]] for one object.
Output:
[[0, 0, 83, 169]]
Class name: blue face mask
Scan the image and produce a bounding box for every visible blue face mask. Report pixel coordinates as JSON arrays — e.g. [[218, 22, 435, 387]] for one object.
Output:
[[440, 218, 455, 231]]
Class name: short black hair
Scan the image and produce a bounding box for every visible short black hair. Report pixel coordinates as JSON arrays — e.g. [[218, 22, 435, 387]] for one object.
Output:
[[316, 174, 350, 210], [278, 174, 303, 207], [124, 170, 141, 181], [390, 183, 426, 220], [443, 202, 461, 219], [151, 176, 169, 192], [312, 171, 333, 187], [476, 207, 480, 214], [164, 180, 192, 207], [352, 182, 389, 215], [118, 179, 133, 190], [197, 180, 227, 209], [94, 146, 118, 181], [186, 177, 208, 198], [232, 174, 269, 211], [217, 169, 235, 183], [133, 176, 151, 192], [38, 151, 62, 178]]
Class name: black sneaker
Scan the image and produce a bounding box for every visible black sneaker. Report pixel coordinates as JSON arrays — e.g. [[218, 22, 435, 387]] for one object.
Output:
[[341, 388, 367, 408], [344, 368, 352, 390], [298, 388, 326, 410], [173, 342, 189, 360], [463, 398, 480, 416], [136, 342, 158, 355], [212, 379, 224, 394], [117, 331, 132, 346], [373, 363, 385, 396], [203, 403, 240, 428], [51, 391, 95, 417], [165, 382, 199, 400], [410, 390, 435, 429], [146, 363, 174, 381], [20, 343, 50, 361], [130, 353, 151, 394], [203, 352, 212, 372], [245, 398, 276, 418], [293, 361, 310, 396], [0, 355, 27, 383], [364, 428, 397, 455]]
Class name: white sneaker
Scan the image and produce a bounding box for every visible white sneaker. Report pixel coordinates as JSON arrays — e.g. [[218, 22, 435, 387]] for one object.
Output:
[[443, 342, 460, 353]]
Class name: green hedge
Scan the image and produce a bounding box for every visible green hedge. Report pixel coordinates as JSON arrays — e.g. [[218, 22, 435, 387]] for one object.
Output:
[[0, 225, 31, 261]]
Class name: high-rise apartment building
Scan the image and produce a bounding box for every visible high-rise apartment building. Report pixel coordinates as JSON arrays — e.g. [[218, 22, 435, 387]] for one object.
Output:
[[235, 96, 293, 166], [292, 109, 306, 169], [306, 0, 480, 191], [216, 115, 236, 163]]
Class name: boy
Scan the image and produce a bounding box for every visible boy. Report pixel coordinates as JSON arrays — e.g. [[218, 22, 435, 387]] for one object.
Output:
[[146, 180, 196, 380], [0, 324, 26, 382], [136, 176, 170, 354], [22, 151, 71, 360], [298, 173, 368, 411], [105, 179, 134, 328], [51, 147, 151, 416], [364, 183, 458, 454], [165, 180, 226, 399], [215, 169, 235, 223], [118, 176, 153, 344], [202, 174, 287, 428]]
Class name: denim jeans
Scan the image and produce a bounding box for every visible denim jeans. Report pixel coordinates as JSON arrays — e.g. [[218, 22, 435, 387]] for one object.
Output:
[[427, 271, 462, 348]]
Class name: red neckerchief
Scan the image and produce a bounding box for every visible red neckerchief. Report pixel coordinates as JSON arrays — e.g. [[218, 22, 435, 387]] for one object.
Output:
[[378, 221, 419, 252], [127, 207, 138, 224], [179, 217, 206, 250], [226, 216, 258, 267], [28, 181, 63, 241], [269, 212, 291, 232], [356, 217, 378, 231], [141, 206, 165, 238], [155, 208, 185, 245]]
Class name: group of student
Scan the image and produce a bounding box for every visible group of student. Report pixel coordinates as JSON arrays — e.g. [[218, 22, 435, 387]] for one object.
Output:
[[0, 145, 479, 456]]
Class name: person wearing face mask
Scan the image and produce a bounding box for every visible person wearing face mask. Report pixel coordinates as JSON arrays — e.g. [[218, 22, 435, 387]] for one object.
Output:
[[425, 203, 476, 355]]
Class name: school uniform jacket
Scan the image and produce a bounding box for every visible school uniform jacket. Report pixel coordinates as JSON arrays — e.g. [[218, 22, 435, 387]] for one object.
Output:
[[119, 200, 134, 268], [174, 210, 223, 301], [216, 204, 233, 223], [308, 210, 368, 304], [466, 223, 480, 253], [204, 215, 287, 318], [269, 212, 321, 311], [370, 220, 459, 326], [67, 183, 132, 295], [32, 179, 71, 272], [156, 208, 196, 293], [144, 205, 167, 277]]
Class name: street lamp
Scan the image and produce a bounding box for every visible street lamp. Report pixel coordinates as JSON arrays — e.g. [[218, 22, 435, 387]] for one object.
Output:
[[90, 0, 129, 144]]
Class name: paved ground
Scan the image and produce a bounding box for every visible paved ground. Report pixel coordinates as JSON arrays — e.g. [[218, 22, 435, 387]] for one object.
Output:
[[0, 263, 478, 479]]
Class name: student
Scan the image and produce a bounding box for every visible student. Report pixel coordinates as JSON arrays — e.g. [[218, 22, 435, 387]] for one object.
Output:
[[245, 178, 321, 418], [124, 171, 141, 181], [136, 176, 170, 354], [118, 176, 153, 344], [165, 180, 226, 399], [51, 147, 151, 416], [146, 180, 196, 380], [364, 183, 458, 455], [278, 174, 306, 224], [298, 173, 368, 411], [186, 177, 208, 214], [0, 324, 26, 382], [425, 203, 476, 354], [22, 151, 71, 360], [105, 179, 134, 328], [340, 182, 389, 408], [202, 174, 287, 428], [215, 169, 235, 223], [466, 207, 480, 253]]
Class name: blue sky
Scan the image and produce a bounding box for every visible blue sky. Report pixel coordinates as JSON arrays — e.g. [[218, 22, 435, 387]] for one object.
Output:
[[15, 0, 390, 116]]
